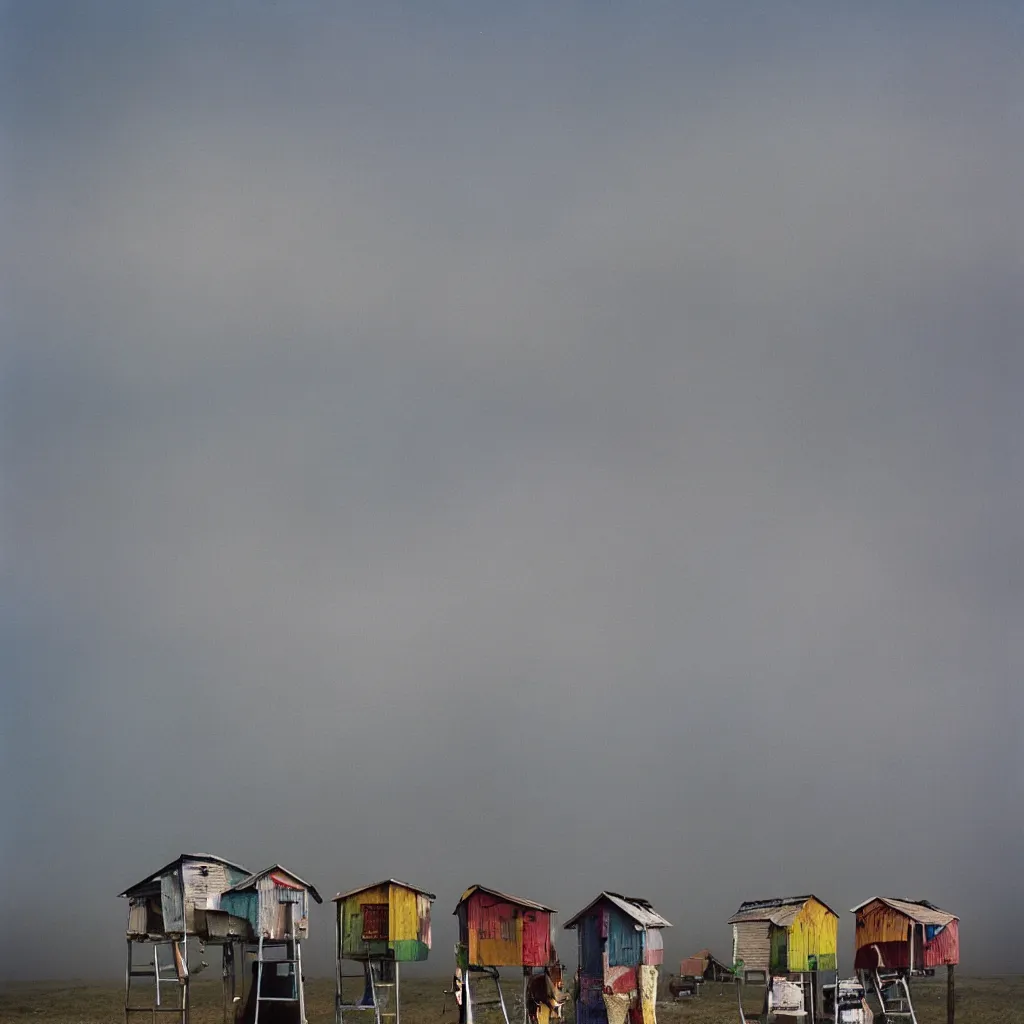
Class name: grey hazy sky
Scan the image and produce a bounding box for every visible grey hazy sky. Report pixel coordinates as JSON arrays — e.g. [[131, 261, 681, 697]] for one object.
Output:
[[2, 2, 1022, 980]]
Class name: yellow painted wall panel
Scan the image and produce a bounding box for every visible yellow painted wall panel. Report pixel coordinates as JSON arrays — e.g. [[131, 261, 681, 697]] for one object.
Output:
[[788, 899, 838, 972], [475, 915, 523, 967], [389, 885, 419, 945]]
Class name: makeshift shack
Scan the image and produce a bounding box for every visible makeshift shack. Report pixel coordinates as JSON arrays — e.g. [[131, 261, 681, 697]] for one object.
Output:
[[851, 898, 959, 972], [728, 895, 838, 981], [119, 852, 252, 1024], [564, 892, 671, 1024], [453, 885, 558, 1024], [333, 879, 436, 1024]]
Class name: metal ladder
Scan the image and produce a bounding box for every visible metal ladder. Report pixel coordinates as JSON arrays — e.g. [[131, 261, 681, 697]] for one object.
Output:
[[869, 970, 918, 1024], [462, 966, 511, 1024], [253, 936, 306, 1024], [125, 939, 189, 1024], [337, 959, 400, 1024]]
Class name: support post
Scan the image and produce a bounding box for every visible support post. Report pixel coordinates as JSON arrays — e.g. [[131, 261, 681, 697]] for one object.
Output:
[[124, 938, 132, 1024], [334, 911, 342, 1024], [297, 940, 306, 1024], [221, 945, 230, 1024], [183, 939, 191, 1024], [947, 965, 954, 1024]]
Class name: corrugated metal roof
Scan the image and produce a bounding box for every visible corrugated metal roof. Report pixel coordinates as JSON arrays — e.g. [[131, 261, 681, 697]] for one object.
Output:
[[119, 853, 251, 897], [728, 895, 837, 925], [563, 892, 671, 930], [454, 884, 555, 913], [333, 879, 437, 902], [730, 904, 801, 926], [850, 897, 958, 926], [223, 864, 323, 903]]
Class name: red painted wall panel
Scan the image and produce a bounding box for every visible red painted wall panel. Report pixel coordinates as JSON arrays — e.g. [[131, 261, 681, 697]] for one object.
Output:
[[921, 920, 959, 967], [522, 909, 552, 967]]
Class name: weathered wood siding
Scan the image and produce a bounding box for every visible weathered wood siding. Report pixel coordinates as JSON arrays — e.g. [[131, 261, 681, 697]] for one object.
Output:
[[181, 859, 243, 932], [388, 884, 431, 961], [788, 898, 838, 971], [853, 905, 959, 970], [607, 910, 642, 967], [161, 872, 185, 934], [733, 921, 771, 973], [339, 884, 391, 958], [467, 893, 523, 966], [642, 927, 663, 966], [255, 873, 309, 940], [921, 919, 959, 967], [522, 908, 552, 967], [856, 900, 912, 946]]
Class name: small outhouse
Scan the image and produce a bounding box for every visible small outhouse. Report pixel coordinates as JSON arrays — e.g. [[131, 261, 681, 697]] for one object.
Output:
[[333, 879, 436, 1024], [564, 892, 671, 1024], [335, 879, 435, 963]]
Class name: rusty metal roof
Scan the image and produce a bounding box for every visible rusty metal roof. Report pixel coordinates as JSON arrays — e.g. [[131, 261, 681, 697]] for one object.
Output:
[[564, 892, 671, 930], [454, 884, 555, 914], [728, 895, 837, 925], [333, 879, 437, 902], [849, 897, 958, 926], [680, 953, 709, 976], [118, 853, 251, 897], [223, 864, 323, 903], [680, 948, 731, 973]]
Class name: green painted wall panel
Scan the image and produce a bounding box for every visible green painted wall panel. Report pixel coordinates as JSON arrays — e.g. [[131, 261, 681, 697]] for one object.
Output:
[[391, 940, 429, 962]]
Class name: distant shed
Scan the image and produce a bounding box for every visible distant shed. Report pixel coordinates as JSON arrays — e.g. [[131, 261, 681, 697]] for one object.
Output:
[[455, 885, 556, 968], [728, 895, 838, 977], [334, 879, 436, 962], [678, 950, 733, 982], [851, 898, 959, 971]]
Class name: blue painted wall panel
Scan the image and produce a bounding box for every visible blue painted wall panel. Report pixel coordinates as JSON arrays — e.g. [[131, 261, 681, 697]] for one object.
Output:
[[579, 915, 604, 976]]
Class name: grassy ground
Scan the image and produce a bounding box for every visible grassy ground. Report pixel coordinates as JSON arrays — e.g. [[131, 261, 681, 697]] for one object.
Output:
[[2, 975, 1021, 1024]]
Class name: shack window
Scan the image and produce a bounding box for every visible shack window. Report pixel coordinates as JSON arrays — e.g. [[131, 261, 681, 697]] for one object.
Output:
[[362, 904, 389, 940]]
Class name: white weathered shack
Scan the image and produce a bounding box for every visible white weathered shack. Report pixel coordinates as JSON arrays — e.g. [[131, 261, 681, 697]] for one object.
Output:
[[119, 854, 321, 1024], [120, 853, 252, 1024]]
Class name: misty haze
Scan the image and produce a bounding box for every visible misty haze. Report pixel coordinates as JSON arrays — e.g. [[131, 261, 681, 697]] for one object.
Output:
[[2, 0, 1022, 1002]]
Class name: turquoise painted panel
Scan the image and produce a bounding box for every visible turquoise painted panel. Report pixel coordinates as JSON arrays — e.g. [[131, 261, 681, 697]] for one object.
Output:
[[220, 891, 259, 933], [607, 911, 642, 967]]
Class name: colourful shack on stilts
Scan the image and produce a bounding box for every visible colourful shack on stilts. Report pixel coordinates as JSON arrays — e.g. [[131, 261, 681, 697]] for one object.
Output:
[[453, 885, 559, 1024], [334, 879, 436, 1024], [564, 892, 671, 1024]]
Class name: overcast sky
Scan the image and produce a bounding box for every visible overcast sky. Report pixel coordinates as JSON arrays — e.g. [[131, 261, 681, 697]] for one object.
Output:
[[2, 2, 1022, 981]]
